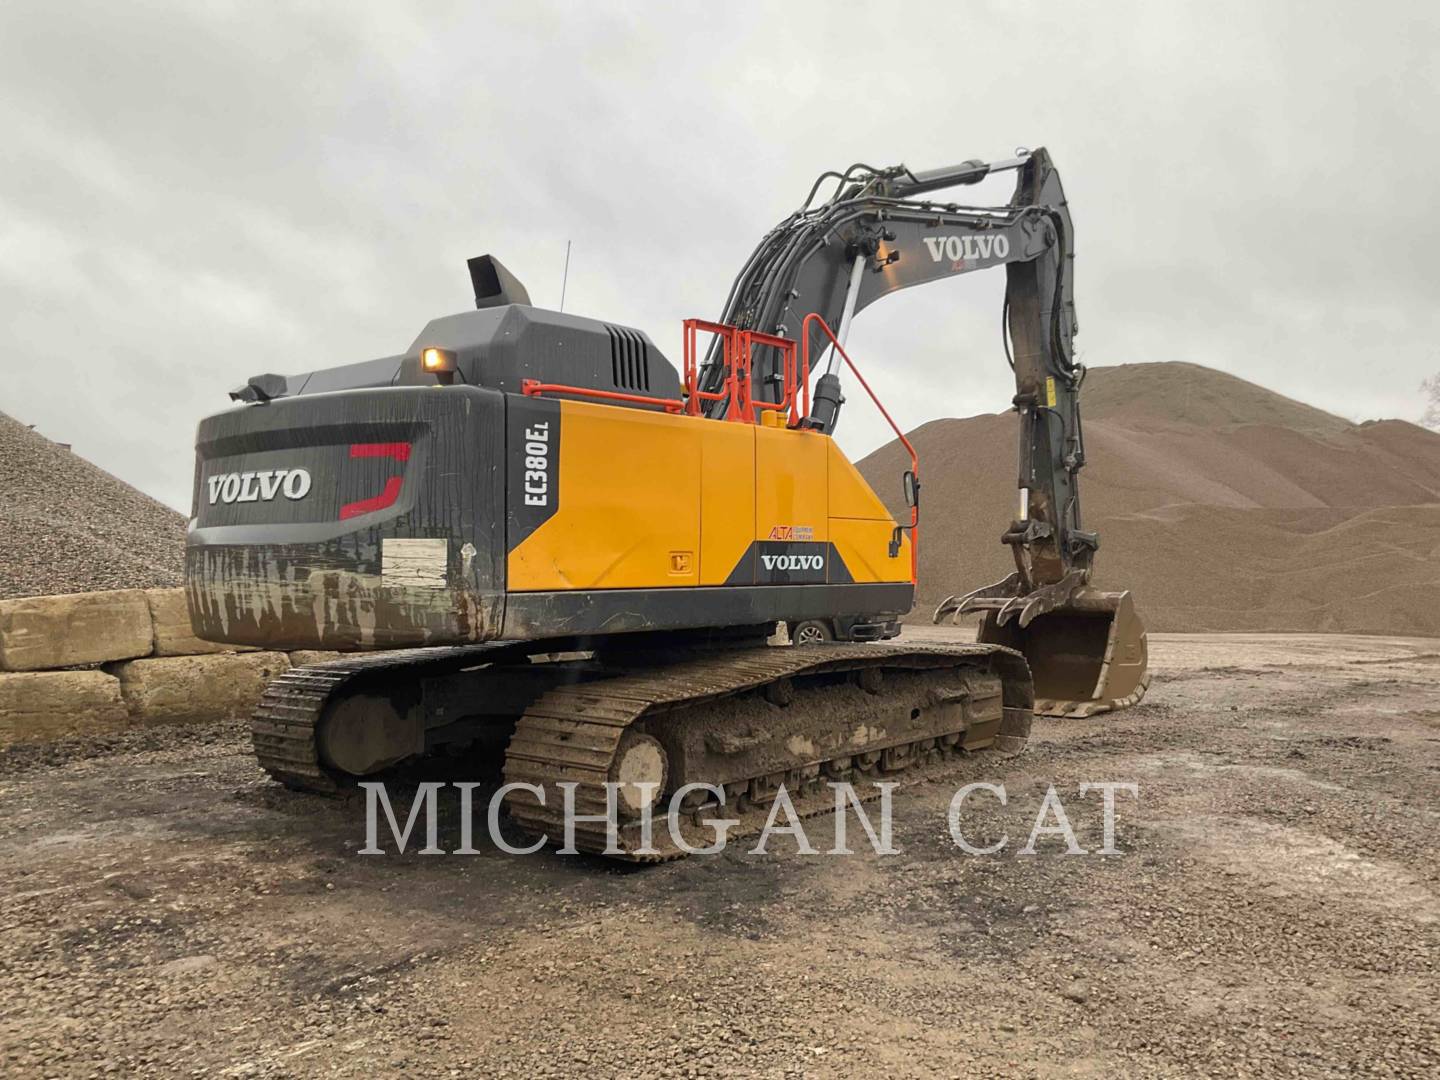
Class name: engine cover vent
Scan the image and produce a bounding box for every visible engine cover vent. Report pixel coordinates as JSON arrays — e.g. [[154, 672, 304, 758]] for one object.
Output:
[[607, 325, 651, 392]]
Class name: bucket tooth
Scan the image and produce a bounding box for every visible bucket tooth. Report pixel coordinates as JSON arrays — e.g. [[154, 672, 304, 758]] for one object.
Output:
[[935, 571, 1024, 624], [995, 594, 1028, 626]]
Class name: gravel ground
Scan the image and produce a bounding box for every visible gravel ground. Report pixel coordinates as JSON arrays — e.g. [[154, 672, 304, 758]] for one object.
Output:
[[1, 630, 1437, 1077], [0, 411, 186, 599]]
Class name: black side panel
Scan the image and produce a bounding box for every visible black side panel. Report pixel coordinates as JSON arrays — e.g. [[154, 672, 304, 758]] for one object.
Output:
[[186, 386, 507, 649], [724, 541, 855, 585], [503, 582, 914, 640], [505, 395, 561, 552]]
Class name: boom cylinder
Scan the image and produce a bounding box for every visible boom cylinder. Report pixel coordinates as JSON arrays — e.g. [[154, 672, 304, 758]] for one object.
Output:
[[810, 253, 867, 433]]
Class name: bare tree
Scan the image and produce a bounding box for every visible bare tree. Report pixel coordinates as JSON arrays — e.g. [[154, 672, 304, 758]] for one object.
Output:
[[1425, 373, 1440, 431]]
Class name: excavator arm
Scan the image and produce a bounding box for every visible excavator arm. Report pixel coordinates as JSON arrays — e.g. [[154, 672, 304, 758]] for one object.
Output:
[[704, 148, 1148, 716]]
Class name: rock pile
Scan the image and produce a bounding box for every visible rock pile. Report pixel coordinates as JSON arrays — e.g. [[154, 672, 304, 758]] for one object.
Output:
[[0, 411, 186, 600]]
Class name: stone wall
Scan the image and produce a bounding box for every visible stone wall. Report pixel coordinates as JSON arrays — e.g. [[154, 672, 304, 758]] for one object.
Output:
[[0, 588, 336, 745]]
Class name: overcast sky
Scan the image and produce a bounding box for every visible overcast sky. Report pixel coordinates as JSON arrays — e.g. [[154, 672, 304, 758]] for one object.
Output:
[[2, 1, 1437, 512]]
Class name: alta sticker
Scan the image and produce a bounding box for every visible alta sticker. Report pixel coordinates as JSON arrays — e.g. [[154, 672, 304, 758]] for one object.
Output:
[[767, 525, 815, 541]]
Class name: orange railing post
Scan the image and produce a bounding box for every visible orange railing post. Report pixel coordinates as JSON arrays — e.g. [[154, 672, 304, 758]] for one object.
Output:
[[800, 314, 919, 586]]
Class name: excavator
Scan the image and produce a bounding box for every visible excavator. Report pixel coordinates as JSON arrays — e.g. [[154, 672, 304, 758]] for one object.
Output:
[[186, 147, 1148, 858]]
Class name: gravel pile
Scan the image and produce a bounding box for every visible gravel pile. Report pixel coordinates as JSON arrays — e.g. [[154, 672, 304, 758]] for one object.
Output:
[[860, 361, 1440, 635], [0, 411, 186, 600]]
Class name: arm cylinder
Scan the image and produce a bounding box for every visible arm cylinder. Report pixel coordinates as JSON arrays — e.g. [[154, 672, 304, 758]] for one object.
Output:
[[889, 155, 1029, 198]]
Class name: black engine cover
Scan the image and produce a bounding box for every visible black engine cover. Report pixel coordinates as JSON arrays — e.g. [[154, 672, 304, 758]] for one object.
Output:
[[186, 385, 506, 649]]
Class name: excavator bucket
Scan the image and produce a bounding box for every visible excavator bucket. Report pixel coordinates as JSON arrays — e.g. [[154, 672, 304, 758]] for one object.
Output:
[[971, 589, 1150, 718]]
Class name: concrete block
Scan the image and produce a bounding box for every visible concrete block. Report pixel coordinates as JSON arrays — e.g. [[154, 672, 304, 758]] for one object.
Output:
[[0, 590, 153, 671], [108, 651, 290, 725], [0, 670, 130, 743], [146, 588, 254, 656]]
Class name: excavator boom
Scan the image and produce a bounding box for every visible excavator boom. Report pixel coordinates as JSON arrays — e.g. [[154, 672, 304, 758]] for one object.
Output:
[[709, 148, 1149, 715]]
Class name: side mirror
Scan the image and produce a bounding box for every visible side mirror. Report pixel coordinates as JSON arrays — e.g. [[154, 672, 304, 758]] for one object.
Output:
[[902, 470, 919, 508]]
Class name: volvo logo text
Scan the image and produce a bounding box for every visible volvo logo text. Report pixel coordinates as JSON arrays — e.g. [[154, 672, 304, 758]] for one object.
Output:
[[760, 554, 824, 571], [922, 233, 1010, 263], [207, 469, 313, 505]]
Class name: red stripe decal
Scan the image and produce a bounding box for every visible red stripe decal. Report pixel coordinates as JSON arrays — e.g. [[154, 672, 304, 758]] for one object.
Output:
[[339, 476, 404, 520], [350, 442, 411, 461]]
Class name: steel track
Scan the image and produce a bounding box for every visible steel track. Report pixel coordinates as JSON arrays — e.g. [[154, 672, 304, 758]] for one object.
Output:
[[248, 641, 1033, 861]]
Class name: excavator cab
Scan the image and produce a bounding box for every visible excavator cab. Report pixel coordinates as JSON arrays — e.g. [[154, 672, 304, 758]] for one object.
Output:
[[968, 589, 1149, 718]]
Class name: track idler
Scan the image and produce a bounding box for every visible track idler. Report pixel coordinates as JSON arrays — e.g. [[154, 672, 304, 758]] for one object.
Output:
[[936, 572, 1150, 718]]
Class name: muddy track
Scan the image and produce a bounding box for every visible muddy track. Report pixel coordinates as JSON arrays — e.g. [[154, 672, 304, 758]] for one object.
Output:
[[252, 640, 1033, 859], [502, 643, 1032, 859], [248, 640, 559, 792]]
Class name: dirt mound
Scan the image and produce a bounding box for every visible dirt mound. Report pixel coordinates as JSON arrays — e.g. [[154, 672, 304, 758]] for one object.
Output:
[[1080, 361, 1353, 434], [0, 411, 186, 600], [858, 362, 1440, 635]]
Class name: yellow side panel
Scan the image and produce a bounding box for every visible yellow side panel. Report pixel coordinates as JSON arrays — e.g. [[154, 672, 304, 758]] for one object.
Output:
[[827, 439, 900, 521], [509, 402, 701, 590], [699, 421, 756, 585], [826, 439, 911, 584], [755, 426, 829, 543], [831, 518, 912, 584]]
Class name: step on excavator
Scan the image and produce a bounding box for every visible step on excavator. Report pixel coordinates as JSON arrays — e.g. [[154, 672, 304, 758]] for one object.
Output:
[[187, 147, 1149, 858]]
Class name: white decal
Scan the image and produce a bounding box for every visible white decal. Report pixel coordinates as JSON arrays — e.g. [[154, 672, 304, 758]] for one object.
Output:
[[522, 421, 551, 507], [382, 538, 448, 590], [760, 554, 825, 571], [924, 232, 1010, 264], [207, 468, 313, 505]]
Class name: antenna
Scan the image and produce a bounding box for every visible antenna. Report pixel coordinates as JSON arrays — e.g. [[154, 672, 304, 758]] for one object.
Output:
[[559, 240, 572, 313]]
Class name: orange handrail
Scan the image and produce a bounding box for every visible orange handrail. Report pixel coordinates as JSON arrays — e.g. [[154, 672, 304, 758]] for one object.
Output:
[[682, 319, 736, 417], [521, 379, 685, 413], [801, 314, 919, 585], [683, 320, 800, 424], [736, 328, 800, 424]]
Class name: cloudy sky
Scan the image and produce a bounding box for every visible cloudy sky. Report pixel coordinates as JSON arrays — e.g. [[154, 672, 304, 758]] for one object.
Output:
[[2, 1, 1437, 512]]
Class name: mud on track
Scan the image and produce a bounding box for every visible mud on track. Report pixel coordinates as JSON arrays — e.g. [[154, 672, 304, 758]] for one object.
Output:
[[2, 631, 1437, 1077]]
